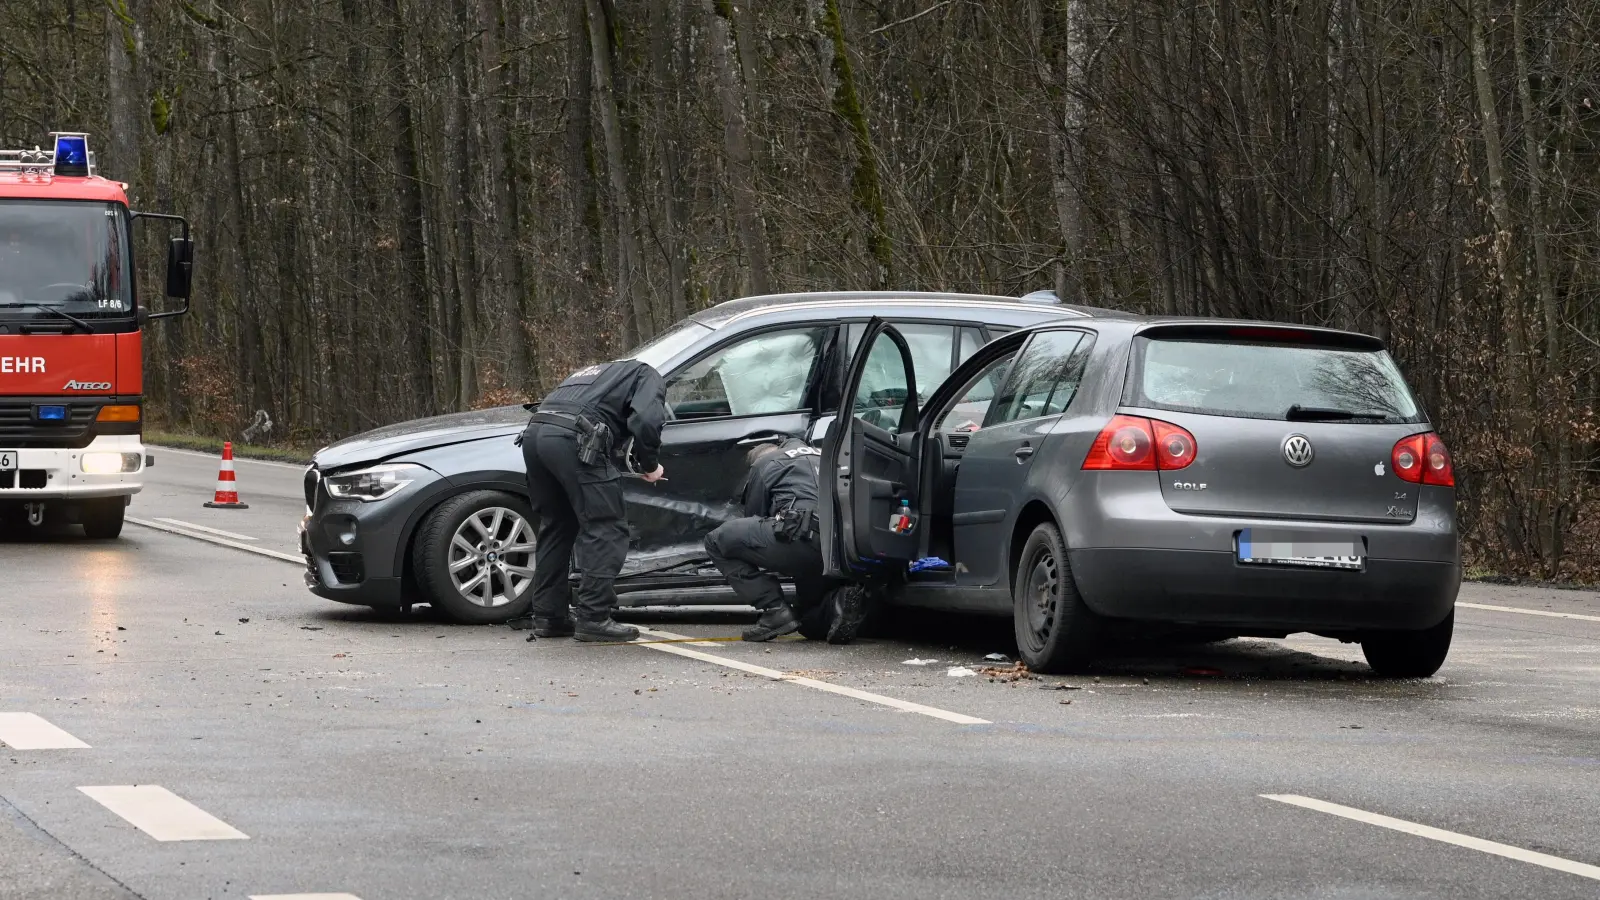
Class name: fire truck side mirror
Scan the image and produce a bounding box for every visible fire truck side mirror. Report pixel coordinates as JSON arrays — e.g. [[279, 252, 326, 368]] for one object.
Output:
[[165, 237, 194, 300]]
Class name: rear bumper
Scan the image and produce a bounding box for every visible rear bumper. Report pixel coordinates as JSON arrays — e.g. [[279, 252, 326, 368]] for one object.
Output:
[[1070, 548, 1460, 633], [0, 435, 144, 500]]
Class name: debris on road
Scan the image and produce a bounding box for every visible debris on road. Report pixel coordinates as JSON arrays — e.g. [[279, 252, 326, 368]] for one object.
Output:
[[946, 666, 977, 677], [902, 658, 938, 666], [238, 618, 250, 623], [978, 662, 1037, 683], [1183, 666, 1224, 677], [983, 653, 1009, 662], [300, 626, 323, 631]]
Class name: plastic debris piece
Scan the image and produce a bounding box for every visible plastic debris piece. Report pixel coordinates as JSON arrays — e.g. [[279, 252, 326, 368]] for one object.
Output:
[[983, 652, 1009, 662], [902, 658, 939, 666], [946, 666, 977, 678], [908, 556, 952, 573]]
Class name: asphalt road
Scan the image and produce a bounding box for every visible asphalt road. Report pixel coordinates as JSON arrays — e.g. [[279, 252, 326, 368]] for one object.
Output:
[[1, 445, 1597, 899]]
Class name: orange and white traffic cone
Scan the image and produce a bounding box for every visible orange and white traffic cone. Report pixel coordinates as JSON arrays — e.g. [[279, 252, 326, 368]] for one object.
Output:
[[203, 442, 250, 509]]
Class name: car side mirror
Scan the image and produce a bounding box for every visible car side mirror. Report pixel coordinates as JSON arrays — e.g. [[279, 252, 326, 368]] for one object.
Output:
[[165, 237, 194, 299]]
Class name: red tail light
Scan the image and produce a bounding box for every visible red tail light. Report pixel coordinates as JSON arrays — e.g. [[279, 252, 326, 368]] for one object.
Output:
[[1083, 415, 1196, 471], [1392, 432, 1454, 487]]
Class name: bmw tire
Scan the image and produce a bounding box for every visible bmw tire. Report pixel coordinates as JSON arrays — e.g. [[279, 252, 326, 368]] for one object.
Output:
[[1012, 522, 1100, 674], [414, 490, 537, 625]]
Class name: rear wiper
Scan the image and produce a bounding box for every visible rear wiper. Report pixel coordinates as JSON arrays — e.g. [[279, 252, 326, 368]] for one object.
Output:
[[1285, 404, 1385, 422], [2, 303, 92, 333]]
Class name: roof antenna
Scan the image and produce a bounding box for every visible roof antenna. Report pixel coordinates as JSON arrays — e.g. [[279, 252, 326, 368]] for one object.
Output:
[[1020, 290, 1060, 305]]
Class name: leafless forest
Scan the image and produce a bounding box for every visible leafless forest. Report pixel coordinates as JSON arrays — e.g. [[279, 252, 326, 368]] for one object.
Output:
[[2, 0, 1598, 578]]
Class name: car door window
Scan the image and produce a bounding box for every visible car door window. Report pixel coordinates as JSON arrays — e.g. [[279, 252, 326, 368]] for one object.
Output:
[[989, 331, 1089, 425], [959, 327, 984, 363], [848, 322, 957, 403], [665, 326, 827, 419], [852, 331, 913, 430], [938, 350, 1018, 434]]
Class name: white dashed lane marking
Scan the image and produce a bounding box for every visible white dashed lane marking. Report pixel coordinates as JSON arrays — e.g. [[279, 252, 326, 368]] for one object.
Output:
[[79, 785, 249, 841], [1263, 794, 1600, 882], [632, 626, 991, 726], [1458, 601, 1600, 624], [0, 713, 90, 749]]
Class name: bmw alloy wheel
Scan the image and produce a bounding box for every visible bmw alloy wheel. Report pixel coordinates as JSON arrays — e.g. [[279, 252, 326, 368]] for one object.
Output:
[[447, 507, 536, 608]]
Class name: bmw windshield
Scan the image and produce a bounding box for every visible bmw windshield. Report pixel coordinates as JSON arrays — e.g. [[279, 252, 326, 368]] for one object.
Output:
[[0, 200, 134, 320]]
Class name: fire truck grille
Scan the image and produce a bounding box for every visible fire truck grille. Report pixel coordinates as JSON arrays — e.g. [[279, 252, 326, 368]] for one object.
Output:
[[0, 401, 98, 448]]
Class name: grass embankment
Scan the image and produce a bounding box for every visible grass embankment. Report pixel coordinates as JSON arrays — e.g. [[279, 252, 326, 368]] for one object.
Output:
[[144, 430, 315, 465]]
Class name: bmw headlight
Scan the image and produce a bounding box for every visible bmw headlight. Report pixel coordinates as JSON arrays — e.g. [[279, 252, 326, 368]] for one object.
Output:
[[324, 463, 421, 502]]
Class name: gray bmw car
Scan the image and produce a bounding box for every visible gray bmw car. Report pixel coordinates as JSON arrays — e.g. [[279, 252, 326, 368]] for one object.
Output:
[[819, 317, 1460, 677], [298, 290, 1106, 623]]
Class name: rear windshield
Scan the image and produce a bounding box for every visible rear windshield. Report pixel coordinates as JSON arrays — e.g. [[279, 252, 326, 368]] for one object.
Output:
[[1134, 337, 1423, 422]]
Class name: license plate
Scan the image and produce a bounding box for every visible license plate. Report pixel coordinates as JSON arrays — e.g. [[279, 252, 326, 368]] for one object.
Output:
[[1237, 528, 1363, 571], [0, 451, 15, 471]]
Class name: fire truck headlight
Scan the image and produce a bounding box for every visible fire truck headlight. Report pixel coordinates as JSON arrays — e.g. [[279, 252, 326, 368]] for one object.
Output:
[[82, 452, 141, 474], [324, 464, 420, 502]]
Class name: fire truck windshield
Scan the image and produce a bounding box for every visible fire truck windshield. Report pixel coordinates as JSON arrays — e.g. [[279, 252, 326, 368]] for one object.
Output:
[[0, 200, 134, 319]]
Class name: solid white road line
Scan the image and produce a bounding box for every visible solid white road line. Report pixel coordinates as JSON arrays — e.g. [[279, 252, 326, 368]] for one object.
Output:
[[0, 713, 90, 749], [249, 894, 364, 900], [1458, 601, 1600, 624], [128, 516, 301, 564], [631, 626, 990, 726], [147, 444, 308, 470], [152, 517, 259, 542], [1262, 794, 1600, 882], [635, 625, 723, 647], [79, 785, 249, 842]]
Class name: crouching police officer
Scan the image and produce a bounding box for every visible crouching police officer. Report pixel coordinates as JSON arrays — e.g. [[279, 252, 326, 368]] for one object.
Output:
[[518, 357, 666, 642], [704, 436, 866, 643]]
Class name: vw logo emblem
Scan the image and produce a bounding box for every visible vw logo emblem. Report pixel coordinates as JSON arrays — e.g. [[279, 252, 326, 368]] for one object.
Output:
[[1282, 434, 1315, 467]]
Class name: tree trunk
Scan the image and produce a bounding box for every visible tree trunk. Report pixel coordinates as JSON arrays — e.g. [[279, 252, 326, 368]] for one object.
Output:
[[820, 0, 891, 288], [449, 0, 480, 409], [477, 0, 532, 392], [565, 0, 603, 344], [1033, 0, 1086, 303], [586, 0, 652, 344], [705, 0, 772, 295], [653, 0, 690, 320], [104, 0, 143, 188], [379, 0, 436, 416]]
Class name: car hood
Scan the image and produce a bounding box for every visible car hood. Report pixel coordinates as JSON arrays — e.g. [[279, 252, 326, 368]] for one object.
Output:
[[313, 405, 528, 470]]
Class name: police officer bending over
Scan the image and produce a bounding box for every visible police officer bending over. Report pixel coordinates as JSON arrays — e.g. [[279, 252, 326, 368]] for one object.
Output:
[[704, 436, 866, 643], [519, 358, 666, 642]]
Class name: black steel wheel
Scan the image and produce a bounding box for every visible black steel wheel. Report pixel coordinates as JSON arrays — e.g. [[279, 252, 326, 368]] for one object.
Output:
[[1011, 521, 1099, 673]]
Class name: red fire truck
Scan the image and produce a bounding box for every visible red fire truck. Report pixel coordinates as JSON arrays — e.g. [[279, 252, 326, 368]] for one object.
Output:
[[0, 132, 193, 538]]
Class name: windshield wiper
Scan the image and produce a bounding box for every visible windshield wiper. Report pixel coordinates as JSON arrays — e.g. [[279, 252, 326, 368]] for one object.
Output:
[[1, 303, 93, 333], [1285, 404, 1386, 422]]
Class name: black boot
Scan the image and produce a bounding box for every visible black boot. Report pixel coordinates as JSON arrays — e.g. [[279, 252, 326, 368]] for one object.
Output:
[[533, 617, 576, 638], [574, 618, 641, 642], [743, 606, 801, 642], [506, 615, 534, 631], [825, 586, 868, 645]]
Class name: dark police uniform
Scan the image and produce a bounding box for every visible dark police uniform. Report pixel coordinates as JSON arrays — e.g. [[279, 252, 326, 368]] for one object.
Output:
[[520, 359, 666, 642], [704, 437, 864, 643]]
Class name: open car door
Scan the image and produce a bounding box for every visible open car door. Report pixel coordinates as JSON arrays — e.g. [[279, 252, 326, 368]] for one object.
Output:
[[819, 318, 926, 578]]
